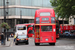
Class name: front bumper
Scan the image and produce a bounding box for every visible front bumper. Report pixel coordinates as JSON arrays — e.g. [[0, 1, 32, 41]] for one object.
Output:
[[16, 39, 28, 43]]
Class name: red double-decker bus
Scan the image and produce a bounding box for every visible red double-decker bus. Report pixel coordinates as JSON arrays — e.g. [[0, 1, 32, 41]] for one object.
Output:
[[60, 24, 75, 35], [34, 9, 56, 45], [56, 20, 59, 39]]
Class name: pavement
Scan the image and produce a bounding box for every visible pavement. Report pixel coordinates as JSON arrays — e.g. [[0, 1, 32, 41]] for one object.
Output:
[[0, 38, 14, 47]]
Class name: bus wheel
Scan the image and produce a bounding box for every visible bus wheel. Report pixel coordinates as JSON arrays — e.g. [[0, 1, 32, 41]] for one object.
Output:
[[52, 43, 55, 45], [56, 38, 59, 39], [35, 43, 40, 46], [49, 43, 55, 45]]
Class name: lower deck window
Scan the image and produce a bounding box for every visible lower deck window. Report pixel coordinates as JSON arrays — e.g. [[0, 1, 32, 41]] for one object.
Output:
[[41, 26, 52, 31]]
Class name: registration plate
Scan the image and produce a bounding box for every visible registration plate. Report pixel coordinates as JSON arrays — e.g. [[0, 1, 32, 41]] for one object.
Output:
[[21, 39, 24, 40], [45, 39, 48, 41]]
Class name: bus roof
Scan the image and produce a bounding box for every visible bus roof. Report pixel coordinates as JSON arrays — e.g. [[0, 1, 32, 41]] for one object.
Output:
[[35, 9, 55, 17], [36, 9, 54, 12], [16, 23, 34, 26]]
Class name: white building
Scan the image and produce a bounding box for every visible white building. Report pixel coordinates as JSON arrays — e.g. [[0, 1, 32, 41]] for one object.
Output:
[[69, 15, 75, 25]]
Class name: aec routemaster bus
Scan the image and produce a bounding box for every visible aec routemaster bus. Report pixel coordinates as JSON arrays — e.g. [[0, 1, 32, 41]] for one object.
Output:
[[34, 9, 56, 46]]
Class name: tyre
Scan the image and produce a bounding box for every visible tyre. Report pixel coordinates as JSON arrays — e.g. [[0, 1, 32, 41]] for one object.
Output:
[[52, 43, 55, 45], [25, 40, 29, 45], [26, 42, 29, 45], [49, 43, 55, 46], [56, 38, 59, 39], [15, 43, 18, 45], [35, 43, 40, 46]]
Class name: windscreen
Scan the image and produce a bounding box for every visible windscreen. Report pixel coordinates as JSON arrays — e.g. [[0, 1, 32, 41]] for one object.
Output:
[[18, 35, 27, 38], [41, 26, 52, 31], [28, 25, 33, 27], [28, 30, 34, 34], [18, 26, 26, 30]]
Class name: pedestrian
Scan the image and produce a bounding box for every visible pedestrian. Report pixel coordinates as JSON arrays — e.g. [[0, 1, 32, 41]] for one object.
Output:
[[14, 34, 16, 42], [0, 33, 1, 41], [11, 33, 14, 37], [1, 33, 5, 45], [10, 34, 11, 37]]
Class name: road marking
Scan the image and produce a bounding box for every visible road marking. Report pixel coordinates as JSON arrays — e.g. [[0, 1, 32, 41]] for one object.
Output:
[[29, 39, 33, 41], [10, 40, 13, 47], [0, 46, 2, 47], [56, 41, 59, 43], [55, 45, 74, 49]]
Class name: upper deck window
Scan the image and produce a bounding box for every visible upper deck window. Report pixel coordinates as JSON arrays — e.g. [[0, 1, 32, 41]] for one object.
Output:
[[51, 17, 55, 23], [42, 18, 49, 21], [40, 12, 50, 16], [36, 17, 40, 24]]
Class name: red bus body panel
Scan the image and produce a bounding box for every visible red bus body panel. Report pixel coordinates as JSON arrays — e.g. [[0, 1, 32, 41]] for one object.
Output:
[[60, 24, 75, 34], [39, 25, 56, 43]]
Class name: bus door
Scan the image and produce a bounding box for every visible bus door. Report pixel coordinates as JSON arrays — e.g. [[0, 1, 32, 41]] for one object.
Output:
[[35, 26, 40, 43], [40, 25, 53, 43]]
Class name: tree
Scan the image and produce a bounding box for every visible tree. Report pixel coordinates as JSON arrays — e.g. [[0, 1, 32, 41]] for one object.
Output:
[[50, 0, 75, 19], [50, 0, 75, 34], [0, 22, 10, 31], [0, 22, 11, 41]]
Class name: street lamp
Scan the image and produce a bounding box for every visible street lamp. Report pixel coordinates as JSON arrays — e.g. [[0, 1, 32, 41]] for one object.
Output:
[[6, 0, 9, 18], [20, 10, 22, 24], [3, 0, 6, 22], [3, 0, 6, 45], [6, 0, 9, 41]]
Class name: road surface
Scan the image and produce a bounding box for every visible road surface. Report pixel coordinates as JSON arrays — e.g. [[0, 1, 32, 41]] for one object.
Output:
[[0, 38, 75, 50]]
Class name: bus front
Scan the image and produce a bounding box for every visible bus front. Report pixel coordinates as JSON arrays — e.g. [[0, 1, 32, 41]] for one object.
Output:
[[15, 25, 27, 36], [34, 9, 56, 46]]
